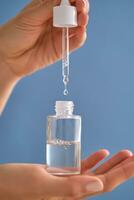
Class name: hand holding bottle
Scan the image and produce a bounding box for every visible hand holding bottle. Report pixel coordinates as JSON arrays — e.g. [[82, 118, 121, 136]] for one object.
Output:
[[0, 149, 134, 200]]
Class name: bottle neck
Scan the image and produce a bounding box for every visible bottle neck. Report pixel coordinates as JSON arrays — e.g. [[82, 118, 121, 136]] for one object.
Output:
[[55, 101, 74, 116], [61, 0, 70, 5]]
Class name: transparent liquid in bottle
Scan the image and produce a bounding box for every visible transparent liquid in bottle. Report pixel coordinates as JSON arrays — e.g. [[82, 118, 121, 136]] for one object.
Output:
[[47, 139, 81, 175]]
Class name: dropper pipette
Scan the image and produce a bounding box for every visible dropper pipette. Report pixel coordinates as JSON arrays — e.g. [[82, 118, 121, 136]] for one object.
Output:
[[62, 27, 69, 95], [53, 0, 77, 95]]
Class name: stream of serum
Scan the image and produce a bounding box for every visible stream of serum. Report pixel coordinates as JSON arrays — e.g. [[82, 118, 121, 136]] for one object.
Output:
[[62, 27, 70, 96]]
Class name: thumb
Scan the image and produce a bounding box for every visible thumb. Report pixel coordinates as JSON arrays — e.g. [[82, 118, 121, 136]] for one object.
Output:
[[45, 175, 103, 199]]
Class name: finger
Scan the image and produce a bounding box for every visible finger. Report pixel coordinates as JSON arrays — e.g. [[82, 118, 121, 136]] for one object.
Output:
[[111, 154, 134, 171], [94, 150, 133, 175], [78, 12, 89, 27], [99, 161, 134, 192], [81, 149, 109, 173], [70, 26, 87, 50], [45, 174, 103, 199], [72, 0, 90, 13]]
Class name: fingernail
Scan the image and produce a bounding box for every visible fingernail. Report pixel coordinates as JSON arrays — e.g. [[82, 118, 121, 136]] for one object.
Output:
[[86, 180, 103, 193], [124, 150, 133, 156]]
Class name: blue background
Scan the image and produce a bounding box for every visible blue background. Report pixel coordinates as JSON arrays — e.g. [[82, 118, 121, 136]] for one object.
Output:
[[0, 0, 134, 199]]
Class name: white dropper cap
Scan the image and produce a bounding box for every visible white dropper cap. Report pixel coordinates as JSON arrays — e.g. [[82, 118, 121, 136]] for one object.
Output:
[[53, 0, 78, 27]]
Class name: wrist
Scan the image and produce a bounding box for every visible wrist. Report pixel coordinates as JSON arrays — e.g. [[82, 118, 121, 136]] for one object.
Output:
[[0, 57, 20, 114]]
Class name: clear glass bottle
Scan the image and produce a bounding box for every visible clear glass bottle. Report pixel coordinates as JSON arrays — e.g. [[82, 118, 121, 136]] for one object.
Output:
[[46, 101, 81, 175]]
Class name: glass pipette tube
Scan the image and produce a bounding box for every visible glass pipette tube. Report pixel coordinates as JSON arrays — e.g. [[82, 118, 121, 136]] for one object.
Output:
[[62, 27, 69, 96]]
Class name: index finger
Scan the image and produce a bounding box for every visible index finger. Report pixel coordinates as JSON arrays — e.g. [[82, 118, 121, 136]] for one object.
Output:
[[71, 0, 90, 13], [81, 149, 109, 173]]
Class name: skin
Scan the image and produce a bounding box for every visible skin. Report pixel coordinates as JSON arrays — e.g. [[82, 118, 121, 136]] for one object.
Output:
[[0, 0, 134, 199]]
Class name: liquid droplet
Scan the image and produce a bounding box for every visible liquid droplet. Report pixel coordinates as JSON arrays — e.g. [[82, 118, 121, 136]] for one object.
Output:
[[63, 89, 68, 96]]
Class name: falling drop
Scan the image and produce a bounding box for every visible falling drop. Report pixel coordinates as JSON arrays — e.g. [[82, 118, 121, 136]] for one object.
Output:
[[64, 89, 68, 96]]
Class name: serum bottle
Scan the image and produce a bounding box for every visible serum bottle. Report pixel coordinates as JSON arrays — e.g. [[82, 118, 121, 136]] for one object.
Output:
[[46, 101, 81, 175]]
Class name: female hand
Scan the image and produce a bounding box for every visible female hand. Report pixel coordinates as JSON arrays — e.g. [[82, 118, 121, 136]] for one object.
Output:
[[0, 0, 89, 78], [0, 149, 134, 200]]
